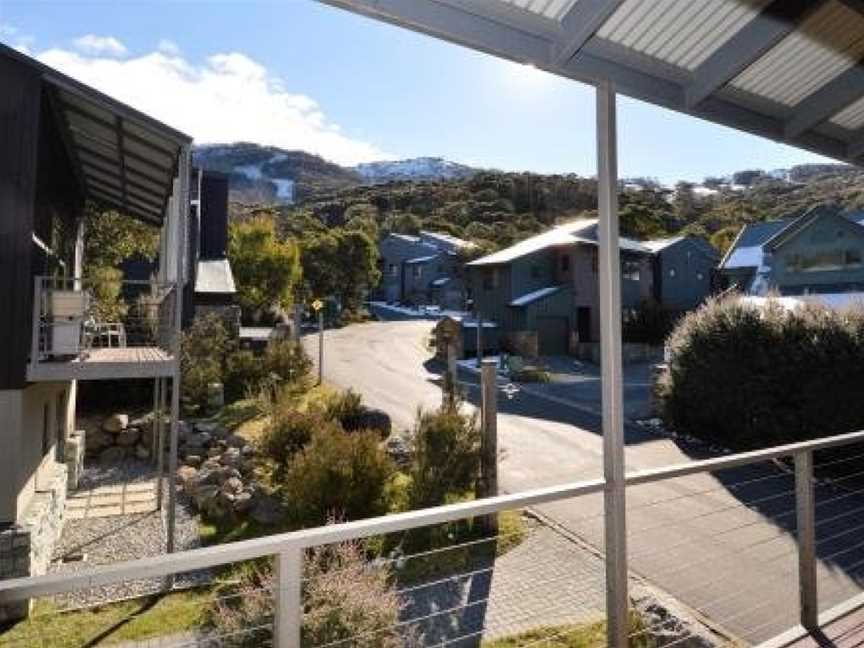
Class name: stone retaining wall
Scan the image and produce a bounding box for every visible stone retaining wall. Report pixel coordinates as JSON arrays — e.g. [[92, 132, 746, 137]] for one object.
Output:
[[0, 462, 68, 622]]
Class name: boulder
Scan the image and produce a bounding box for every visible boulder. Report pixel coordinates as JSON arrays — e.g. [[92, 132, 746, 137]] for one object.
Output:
[[103, 413, 129, 433], [241, 445, 255, 457], [386, 436, 411, 468], [207, 447, 222, 459], [184, 455, 203, 468], [116, 428, 140, 447], [233, 491, 254, 513], [221, 447, 242, 467], [176, 465, 198, 486], [99, 446, 126, 464], [251, 495, 284, 525], [134, 444, 150, 460], [86, 429, 113, 453], [346, 408, 392, 439], [193, 485, 222, 515], [225, 434, 246, 449], [222, 476, 244, 495], [201, 458, 221, 472]]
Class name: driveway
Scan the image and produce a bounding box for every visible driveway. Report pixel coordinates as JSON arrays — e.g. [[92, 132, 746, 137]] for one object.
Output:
[[304, 320, 864, 643]]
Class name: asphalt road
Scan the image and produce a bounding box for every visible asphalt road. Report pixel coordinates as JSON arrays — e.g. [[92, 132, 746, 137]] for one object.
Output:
[[304, 320, 864, 643]]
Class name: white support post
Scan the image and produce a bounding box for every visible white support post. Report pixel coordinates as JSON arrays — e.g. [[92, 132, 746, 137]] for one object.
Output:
[[30, 276, 42, 366], [480, 358, 499, 535], [597, 80, 628, 647], [156, 378, 166, 510], [274, 547, 303, 648], [167, 144, 191, 554], [151, 379, 159, 465], [795, 450, 818, 630]]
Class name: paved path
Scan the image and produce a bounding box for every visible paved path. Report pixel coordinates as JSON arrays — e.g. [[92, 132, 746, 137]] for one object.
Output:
[[306, 320, 864, 644]]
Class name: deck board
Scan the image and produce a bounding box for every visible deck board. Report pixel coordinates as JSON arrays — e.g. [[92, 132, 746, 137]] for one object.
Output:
[[28, 347, 175, 381]]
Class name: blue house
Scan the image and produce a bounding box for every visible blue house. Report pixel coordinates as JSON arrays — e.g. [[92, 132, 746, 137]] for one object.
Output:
[[719, 204, 864, 296], [643, 236, 720, 311], [466, 220, 657, 356], [376, 230, 475, 308]]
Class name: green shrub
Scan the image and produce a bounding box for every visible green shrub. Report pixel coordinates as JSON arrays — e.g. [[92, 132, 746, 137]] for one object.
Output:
[[658, 295, 864, 449], [265, 339, 312, 384], [259, 409, 334, 471], [511, 368, 551, 383], [212, 539, 408, 648], [623, 298, 675, 345], [181, 314, 233, 413], [224, 349, 269, 402], [408, 405, 480, 510], [281, 427, 395, 527], [320, 389, 366, 429]]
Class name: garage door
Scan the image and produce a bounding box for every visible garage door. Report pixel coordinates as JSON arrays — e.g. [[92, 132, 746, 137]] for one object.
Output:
[[537, 317, 568, 355]]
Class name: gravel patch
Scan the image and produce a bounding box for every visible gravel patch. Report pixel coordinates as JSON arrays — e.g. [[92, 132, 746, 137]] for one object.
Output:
[[50, 459, 205, 610]]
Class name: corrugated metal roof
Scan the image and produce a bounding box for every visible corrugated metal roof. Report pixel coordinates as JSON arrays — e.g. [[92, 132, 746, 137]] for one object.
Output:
[[730, 1, 864, 107], [501, 0, 578, 21], [832, 96, 864, 131], [596, 0, 770, 71]]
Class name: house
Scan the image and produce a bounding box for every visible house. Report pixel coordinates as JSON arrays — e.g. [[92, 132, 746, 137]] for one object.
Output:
[[719, 204, 864, 296], [0, 43, 190, 607], [643, 236, 720, 311], [467, 220, 656, 357], [376, 230, 475, 308]]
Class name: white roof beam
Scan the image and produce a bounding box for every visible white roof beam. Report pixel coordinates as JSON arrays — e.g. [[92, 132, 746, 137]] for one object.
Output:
[[686, 0, 820, 109], [554, 0, 624, 66], [317, 0, 555, 66], [786, 63, 864, 139]]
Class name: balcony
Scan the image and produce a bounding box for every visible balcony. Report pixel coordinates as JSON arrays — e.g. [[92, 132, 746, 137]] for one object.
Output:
[[27, 276, 177, 382]]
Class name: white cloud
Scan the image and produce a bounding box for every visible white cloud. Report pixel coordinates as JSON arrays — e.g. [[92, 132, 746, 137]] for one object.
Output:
[[157, 39, 180, 56], [72, 34, 128, 57], [35, 44, 388, 166]]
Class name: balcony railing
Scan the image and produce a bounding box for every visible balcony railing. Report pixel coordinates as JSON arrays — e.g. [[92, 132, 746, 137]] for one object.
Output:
[[3, 429, 864, 646], [28, 275, 177, 378]]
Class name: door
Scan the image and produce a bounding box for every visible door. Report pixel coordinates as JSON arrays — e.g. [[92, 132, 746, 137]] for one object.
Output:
[[537, 316, 568, 355], [576, 307, 591, 343]]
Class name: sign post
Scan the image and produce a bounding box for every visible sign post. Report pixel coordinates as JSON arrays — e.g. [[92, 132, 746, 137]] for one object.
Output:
[[312, 299, 324, 386]]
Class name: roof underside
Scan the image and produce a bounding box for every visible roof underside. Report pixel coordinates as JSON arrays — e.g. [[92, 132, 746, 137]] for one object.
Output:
[[320, 0, 864, 165], [2, 45, 192, 226]]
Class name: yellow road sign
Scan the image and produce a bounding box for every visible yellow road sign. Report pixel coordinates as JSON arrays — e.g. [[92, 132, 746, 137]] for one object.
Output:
[[311, 299, 324, 312]]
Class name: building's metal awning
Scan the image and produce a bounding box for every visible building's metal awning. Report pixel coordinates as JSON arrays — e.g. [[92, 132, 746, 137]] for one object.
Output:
[[319, 0, 864, 165], [1, 44, 192, 226]]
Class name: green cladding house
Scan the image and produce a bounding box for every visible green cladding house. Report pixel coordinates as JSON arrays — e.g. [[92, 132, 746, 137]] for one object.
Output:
[[466, 220, 718, 357], [719, 204, 864, 296]]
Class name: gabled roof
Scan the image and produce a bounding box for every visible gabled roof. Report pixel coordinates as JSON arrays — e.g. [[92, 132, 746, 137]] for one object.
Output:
[[719, 205, 864, 270], [419, 230, 476, 251], [1, 44, 191, 226], [405, 254, 439, 265], [643, 235, 720, 260], [321, 0, 864, 167], [468, 219, 650, 267]]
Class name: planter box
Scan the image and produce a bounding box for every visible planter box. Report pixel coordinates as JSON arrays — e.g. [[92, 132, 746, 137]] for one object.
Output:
[[49, 290, 87, 319]]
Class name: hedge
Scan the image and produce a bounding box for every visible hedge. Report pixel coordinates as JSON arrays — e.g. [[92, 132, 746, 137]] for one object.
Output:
[[657, 295, 864, 450]]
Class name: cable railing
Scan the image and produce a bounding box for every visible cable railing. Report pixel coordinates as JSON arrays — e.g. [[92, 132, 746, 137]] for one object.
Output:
[[4, 430, 864, 647]]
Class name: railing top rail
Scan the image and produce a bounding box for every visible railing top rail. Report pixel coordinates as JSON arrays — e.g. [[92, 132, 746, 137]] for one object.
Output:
[[2, 427, 863, 604], [35, 275, 177, 287]]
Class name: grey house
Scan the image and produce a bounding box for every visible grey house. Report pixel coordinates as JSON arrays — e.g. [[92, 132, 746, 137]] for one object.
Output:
[[376, 230, 474, 308], [719, 204, 864, 296], [644, 236, 720, 311], [467, 220, 656, 356]]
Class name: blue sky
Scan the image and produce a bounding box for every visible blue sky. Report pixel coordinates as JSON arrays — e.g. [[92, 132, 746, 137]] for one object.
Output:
[[0, 0, 834, 184]]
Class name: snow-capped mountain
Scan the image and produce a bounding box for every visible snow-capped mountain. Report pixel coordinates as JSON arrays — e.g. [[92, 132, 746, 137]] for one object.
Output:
[[193, 143, 360, 204], [352, 157, 478, 184]]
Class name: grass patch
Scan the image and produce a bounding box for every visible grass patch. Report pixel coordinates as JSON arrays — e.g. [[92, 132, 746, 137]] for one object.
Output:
[[483, 616, 655, 648], [2, 590, 212, 648], [211, 398, 263, 431]]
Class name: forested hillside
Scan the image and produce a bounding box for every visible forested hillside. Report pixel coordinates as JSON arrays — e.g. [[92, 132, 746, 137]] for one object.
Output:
[[238, 162, 864, 257]]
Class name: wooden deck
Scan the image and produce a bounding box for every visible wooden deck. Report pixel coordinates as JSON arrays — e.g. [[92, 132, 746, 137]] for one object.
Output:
[[760, 594, 864, 648], [27, 346, 174, 381]]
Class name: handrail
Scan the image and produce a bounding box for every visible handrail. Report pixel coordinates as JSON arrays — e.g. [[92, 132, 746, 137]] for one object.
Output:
[[2, 426, 864, 605]]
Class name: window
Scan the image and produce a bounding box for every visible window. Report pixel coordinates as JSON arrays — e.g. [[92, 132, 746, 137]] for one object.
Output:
[[846, 249, 863, 268], [669, 268, 677, 278], [789, 250, 846, 273], [388, 263, 397, 277], [413, 265, 422, 279], [560, 254, 570, 272], [622, 259, 641, 281]]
